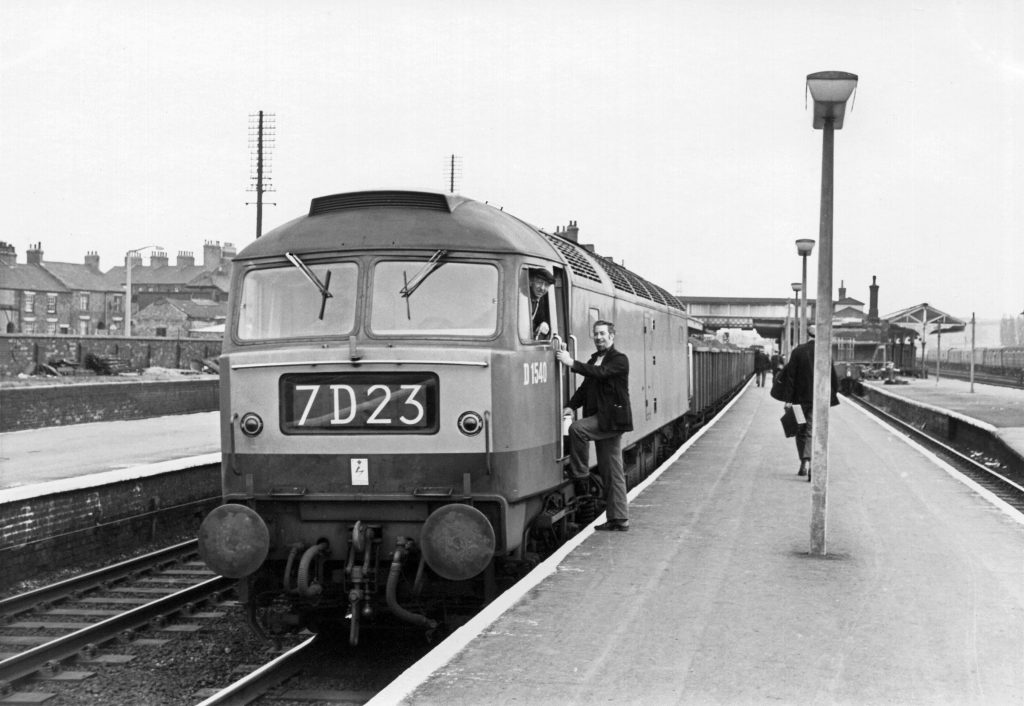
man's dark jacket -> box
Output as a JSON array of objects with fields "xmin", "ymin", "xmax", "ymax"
[
  {"xmin": 775, "ymin": 340, "xmax": 839, "ymax": 406},
  {"xmin": 567, "ymin": 346, "xmax": 633, "ymax": 432}
]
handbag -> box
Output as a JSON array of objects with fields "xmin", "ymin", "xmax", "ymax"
[{"xmin": 780, "ymin": 406, "xmax": 799, "ymax": 438}]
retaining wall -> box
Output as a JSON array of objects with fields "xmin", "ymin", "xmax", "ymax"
[
  {"xmin": 0, "ymin": 464, "xmax": 222, "ymax": 590},
  {"xmin": 0, "ymin": 334, "xmax": 222, "ymax": 377},
  {"xmin": 1, "ymin": 378, "xmax": 219, "ymax": 431},
  {"xmin": 854, "ymin": 382, "xmax": 1024, "ymax": 473}
]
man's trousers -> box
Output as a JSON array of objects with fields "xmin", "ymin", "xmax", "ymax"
[{"xmin": 568, "ymin": 414, "xmax": 628, "ymax": 523}]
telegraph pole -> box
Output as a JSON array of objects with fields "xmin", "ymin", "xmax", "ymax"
[
  {"xmin": 446, "ymin": 154, "xmax": 462, "ymax": 193},
  {"xmin": 247, "ymin": 111, "xmax": 276, "ymax": 238}
]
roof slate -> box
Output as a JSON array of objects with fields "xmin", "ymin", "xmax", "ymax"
[
  {"xmin": 0, "ymin": 263, "xmax": 69, "ymax": 291},
  {"xmin": 41, "ymin": 261, "xmax": 117, "ymax": 291}
]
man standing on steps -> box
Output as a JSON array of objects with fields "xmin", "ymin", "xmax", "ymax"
[{"xmin": 556, "ymin": 320, "xmax": 633, "ymax": 531}]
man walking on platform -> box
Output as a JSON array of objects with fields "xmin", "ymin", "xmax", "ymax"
[
  {"xmin": 776, "ymin": 326, "xmax": 839, "ymax": 480},
  {"xmin": 556, "ymin": 321, "xmax": 633, "ymax": 531},
  {"xmin": 754, "ymin": 349, "xmax": 771, "ymax": 387}
]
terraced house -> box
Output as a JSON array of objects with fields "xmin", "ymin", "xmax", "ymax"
[{"xmin": 0, "ymin": 240, "xmax": 234, "ymax": 336}]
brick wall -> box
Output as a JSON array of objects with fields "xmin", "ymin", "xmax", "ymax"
[
  {"xmin": 1, "ymin": 378, "xmax": 220, "ymax": 431},
  {"xmin": 0, "ymin": 334, "xmax": 222, "ymax": 377},
  {"xmin": 0, "ymin": 464, "xmax": 222, "ymax": 590}
]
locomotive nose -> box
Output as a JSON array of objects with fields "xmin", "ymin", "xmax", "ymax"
[{"xmin": 198, "ymin": 503, "xmax": 270, "ymax": 578}]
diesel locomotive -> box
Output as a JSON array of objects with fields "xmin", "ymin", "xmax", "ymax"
[{"xmin": 197, "ymin": 190, "xmax": 750, "ymax": 644}]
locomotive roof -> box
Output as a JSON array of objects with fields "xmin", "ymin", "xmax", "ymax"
[
  {"xmin": 235, "ymin": 190, "xmax": 687, "ymax": 312},
  {"xmin": 235, "ymin": 191, "xmax": 557, "ymax": 261}
]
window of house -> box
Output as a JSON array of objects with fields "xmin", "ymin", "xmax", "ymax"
[
  {"xmin": 47, "ymin": 321, "xmax": 57, "ymax": 334},
  {"xmin": 155, "ymin": 327, "xmax": 167, "ymax": 337},
  {"xmin": 46, "ymin": 293, "xmax": 57, "ymax": 314},
  {"xmin": 79, "ymin": 293, "xmax": 89, "ymax": 310},
  {"xmin": 23, "ymin": 291, "xmax": 34, "ymax": 313},
  {"xmin": 59, "ymin": 324, "xmax": 70, "ymax": 335}
]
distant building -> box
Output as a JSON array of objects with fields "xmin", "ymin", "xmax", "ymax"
[
  {"xmin": 833, "ymin": 280, "xmax": 866, "ymax": 324},
  {"xmin": 103, "ymin": 241, "xmax": 234, "ymax": 312},
  {"xmin": 0, "ymin": 242, "xmax": 122, "ymax": 334},
  {"xmin": 134, "ymin": 298, "xmax": 227, "ymax": 338},
  {"xmin": 0, "ymin": 240, "xmax": 236, "ymax": 336}
]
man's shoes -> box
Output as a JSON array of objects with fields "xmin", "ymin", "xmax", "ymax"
[
  {"xmin": 595, "ymin": 520, "xmax": 629, "ymax": 532},
  {"xmin": 797, "ymin": 461, "xmax": 809, "ymax": 476}
]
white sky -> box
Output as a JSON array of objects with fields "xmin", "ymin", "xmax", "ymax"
[{"xmin": 2, "ymin": 0, "xmax": 1021, "ymax": 319}]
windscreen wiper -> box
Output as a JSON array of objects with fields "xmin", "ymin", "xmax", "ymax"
[
  {"xmin": 399, "ymin": 249, "xmax": 448, "ymax": 300},
  {"xmin": 285, "ymin": 252, "xmax": 333, "ymax": 320}
]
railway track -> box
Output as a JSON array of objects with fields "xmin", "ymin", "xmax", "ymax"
[
  {"xmin": 0, "ymin": 541, "xmax": 233, "ymax": 697},
  {"xmin": 924, "ymin": 367, "xmax": 1024, "ymax": 389},
  {"xmin": 847, "ymin": 393, "xmax": 1024, "ymax": 511}
]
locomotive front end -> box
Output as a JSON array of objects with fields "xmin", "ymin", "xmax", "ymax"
[{"xmin": 198, "ymin": 192, "xmax": 565, "ymax": 644}]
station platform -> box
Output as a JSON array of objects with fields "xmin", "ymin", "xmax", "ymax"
[
  {"xmin": 0, "ymin": 412, "xmax": 220, "ymax": 500},
  {"xmin": 859, "ymin": 376, "xmax": 1024, "ymax": 462},
  {"xmin": 374, "ymin": 380, "xmax": 1024, "ymax": 705}
]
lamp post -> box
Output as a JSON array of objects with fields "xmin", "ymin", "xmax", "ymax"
[
  {"xmin": 791, "ymin": 282, "xmax": 802, "ymax": 352},
  {"xmin": 806, "ymin": 70, "xmax": 858, "ymax": 557},
  {"xmin": 125, "ymin": 245, "xmax": 161, "ymax": 338},
  {"xmin": 796, "ymin": 239, "xmax": 815, "ymax": 344},
  {"xmin": 969, "ymin": 312, "xmax": 976, "ymax": 393}
]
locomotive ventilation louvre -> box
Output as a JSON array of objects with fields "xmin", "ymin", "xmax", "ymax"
[
  {"xmin": 593, "ymin": 253, "xmax": 686, "ymax": 312},
  {"xmin": 542, "ymin": 231, "xmax": 684, "ymax": 311},
  {"xmin": 309, "ymin": 191, "xmax": 452, "ymax": 216},
  {"xmin": 541, "ymin": 232, "xmax": 603, "ymax": 284}
]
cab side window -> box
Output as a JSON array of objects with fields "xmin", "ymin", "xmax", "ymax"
[{"xmin": 519, "ymin": 266, "xmax": 555, "ymax": 343}]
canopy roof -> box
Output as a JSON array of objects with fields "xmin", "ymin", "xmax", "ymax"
[{"xmin": 882, "ymin": 303, "xmax": 966, "ymax": 334}]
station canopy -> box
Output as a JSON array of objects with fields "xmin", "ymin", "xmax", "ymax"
[{"xmin": 882, "ymin": 303, "xmax": 966, "ymax": 335}]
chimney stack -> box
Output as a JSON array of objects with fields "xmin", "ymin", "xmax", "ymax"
[
  {"xmin": 177, "ymin": 251, "xmax": 195, "ymax": 267},
  {"xmin": 838, "ymin": 280, "xmax": 846, "ymax": 300},
  {"xmin": 221, "ymin": 241, "xmax": 237, "ymax": 263},
  {"xmin": 26, "ymin": 242, "xmax": 43, "ymax": 265},
  {"xmin": 150, "ymin": 250, "xmax": 169, "ymax": 268},
  {"xmin": 0, "ymin": 241, "xmax": 16, "ymax": 266},
  {"xmin": 84, "ymin": 250, "xmax": 100, "ymax": 269},
  {"xmin": 565, "ymin": 220, "xmax": 579, "ymax": 243},
  {"xmin": 868, "ymin": 275, "xmax": 879, "ymax": 321},
  {"xmin": 203, "ymin": 240, "xmax": 222, "ymax": 268}
]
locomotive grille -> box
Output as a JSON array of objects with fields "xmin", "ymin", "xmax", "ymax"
[
  {"xmin": 595, "ymin": 256, "xmax": 686, "ymax": 312},
  {"xmin": 309, "ymin": 191, "xmax": 452, "ymax": 216},
  {"xmin": 541, "ymin": 232, "xmax": 603, "ymax": 283},
  {"xmin": 595, "ymin": 256, "xmax": 637, "ymax": 295}
]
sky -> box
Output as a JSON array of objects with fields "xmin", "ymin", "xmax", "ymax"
[{"xmin": 2, "ymin": 0, "xmax": 1021, "ymax": 320}]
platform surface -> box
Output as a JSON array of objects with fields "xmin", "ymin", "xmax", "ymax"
[
  {"xmin": 0, "ymin": 412, "xmax": 220, "ymax": 492},
  {"xmin": 379, "ymin": 382, "xmax": 1024, "ymax": 705}
]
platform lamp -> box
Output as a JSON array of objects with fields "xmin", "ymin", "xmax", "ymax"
[
  {"xmin": 791, "ymin": 282, "xmax": 803, "ymax": 351},
  {"xmin": 806, "ymin": 70, "xmax": 858, "ymax": 557},
  {"xmin": 795, "ymin": 239, "xmax": 815, "ymax": 344},
  {"xmin": 125, "ymin": 245, "xmax": 161, "ymax": 338}
]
